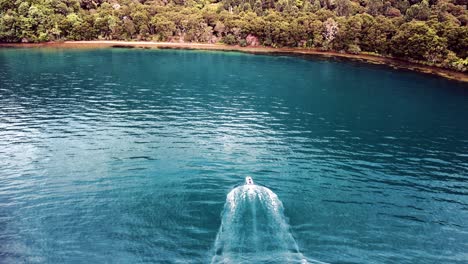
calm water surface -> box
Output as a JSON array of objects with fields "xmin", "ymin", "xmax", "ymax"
[{"xmin": 0, "ymin": 49, "xmax": 467, "ymax": 263}]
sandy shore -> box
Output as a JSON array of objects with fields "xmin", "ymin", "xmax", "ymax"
[{"xmin": 1, "ymin": 40, "xmax": 467, "ymax": 83}]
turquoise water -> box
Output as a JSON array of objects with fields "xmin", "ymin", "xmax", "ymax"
[{"xmin": 0, "ymin": 48, "xmax": 467, "ymax": 263}]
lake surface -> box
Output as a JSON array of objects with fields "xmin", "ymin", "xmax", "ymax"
[{"xmin": 0, "ymin": 48, "xmax": 467, "ymax": 263}]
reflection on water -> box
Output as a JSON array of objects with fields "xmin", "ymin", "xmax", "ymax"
[{"xmin": 0, "ymin": 48, "xmax": 467, "ymax": 263}]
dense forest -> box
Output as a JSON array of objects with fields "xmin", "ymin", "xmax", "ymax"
[{"xmin": 0, "ymin": 0, "xmax": 467, "ymax": 71}]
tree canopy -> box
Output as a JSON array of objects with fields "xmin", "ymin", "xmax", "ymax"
[{"xmin": 1, "ymin": 0, "xmax": 466, "ymax": 71}]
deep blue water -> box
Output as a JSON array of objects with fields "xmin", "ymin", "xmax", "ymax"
[{"xmin": 0, "ymin": 48, "xmax": 467, "ymax": 263}]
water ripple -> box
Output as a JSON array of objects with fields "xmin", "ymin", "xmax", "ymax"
[{"xmin": 0, "ymin": 48, "xmax": 467, "ymax": 263}]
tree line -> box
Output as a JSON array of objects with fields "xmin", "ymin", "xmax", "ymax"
[{"xmin": 0, "ymin": 0, "xmax": 467, "ymax": 72}]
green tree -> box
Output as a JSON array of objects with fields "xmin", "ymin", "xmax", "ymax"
[
  {"xmin": 392, "ymin": 21, "xmax": 447, "ymax": 62},
  {"xmin": 151, "ymin": 16, "xmax": 176, "ymax": 41},
  {"xmin": 405, "ymin": 0, "xmax": 431, "ymax": 21}
]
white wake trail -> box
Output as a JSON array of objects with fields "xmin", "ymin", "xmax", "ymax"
[{"xmin": 211, "ymin": 184, "xmax": 314, "ymax": 264}]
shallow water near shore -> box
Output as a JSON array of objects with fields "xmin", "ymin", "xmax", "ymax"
[{"xmin": 0, "ymin": 48, "xmax": 467, "ymax": 263}]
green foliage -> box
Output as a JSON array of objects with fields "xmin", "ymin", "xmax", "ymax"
[
  {"xmin": 222, "ymin": 34, "xmax": 238, "ymax": 44},
  {"xmin": 347, "ymin": 43, "xmax": 361, "ymax": 54},
  {"xmin": 239, "ymin": 38, "xmax": 247, "ymax": 46},
  {"xmin": 405, "ymin": 0, "xmax": 430, "ymax": 21},
  {"xmin": 0, "ymin": 0, "xmax": 466, "ymax": 71},
  {"xmin": 391, "ymin": 21, "xmax": 447, "ymax": 63}
]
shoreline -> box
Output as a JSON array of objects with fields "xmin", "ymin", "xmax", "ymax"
[{"xmin": 1, "ymin": 41, "xmax": 467, "ymax": 83}]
